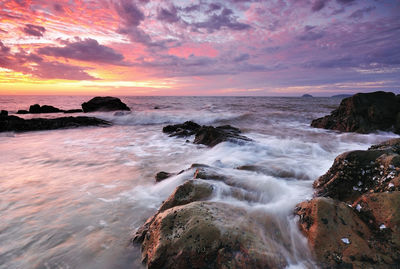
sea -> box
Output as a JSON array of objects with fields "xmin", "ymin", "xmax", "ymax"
[{"xmin": 0, "ymin": 96, "xmax": 398, "ymax": 269}]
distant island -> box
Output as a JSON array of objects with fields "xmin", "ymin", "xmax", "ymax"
[{"xmin": 301, "ymin": 94, "xmax": 313, "ymax": 98}]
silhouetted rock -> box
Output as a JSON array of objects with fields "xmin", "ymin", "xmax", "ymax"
[
  {"xmin": 194, "ymin": 125, "xmax": 251, "ymax": 147},
  {"xmin": 163, "ymin": 121, "xmax": 201, "ymax": 137},
  {"xmin": 81, "ymin": 96, "xmax": 130, "ymax": 112},
  {"xmin": 295, "ymin": 138, "xmax": 400, "ymax": 268},
  {"xmin": 331, "ymin": 94, "xmax": 352, "ymax": 99},
  {"xmin": 0, "ymin": 110, "xmax": 8, "ymax": 117},
  {"xmin": 311, "ymin": 91, "xmax": 400, "ymax": 134},
  {"xmin": 155, "ymin": 171, "xmax": 174, "ymax": 182},
  {"xmin": 163, "ymin": 121, "xmax": 251, "ymax": 147},
  {"xmin": 64, "ymin": 109, "xmax": 83, "ymax": 113},
  {"xmin": 0, "ymin": 115, "xmax": 110, "ymax": 132},
  {"xmin": 29, "ymin": 104, "xmax": 63, "ymax": 113},
  {"xmin": 302, "ymin": 94, "xmax": 313, "ymax": 98},
  {"xmin": 17, "ymin": 110, "xmax": 29, "ymax": 114}
]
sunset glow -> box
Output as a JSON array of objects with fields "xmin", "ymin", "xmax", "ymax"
[{"xmin": 1, "ymin": 0, "xmax": 399, "ymax": 95}]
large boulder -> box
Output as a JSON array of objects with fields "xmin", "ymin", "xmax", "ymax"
[
  {"xmin": 29, "ymin": 104, "xmax": 63, "ymax": 113},
  {"xmin": 0, "ymin": 115, "xmax": 110, "ymax": 132},
  {"xmin": 295, "ymin": 196, "xmax": 400, "ymax": 268},
  {"xmin": 81, "ymin": 96, "xmax": 130, "ymax": 112},
  {"xmin": 311, "ymin": 91, "xmax": 400, "ymax": 134},
  {"xmin": 295, "ymin": 138, "xmax": 400, "ymax": 268},
  {"xmin": 313, "ymin": 138, "xmax": 400, "ymax": 202},
  {"xmin": 162, "ymin": 122, "xmax": 251, "ymax": 147}
]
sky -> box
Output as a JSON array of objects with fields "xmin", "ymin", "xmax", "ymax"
[{"xmin": 0, "ymin": 0, "xmax": 399, "ymax": 96}]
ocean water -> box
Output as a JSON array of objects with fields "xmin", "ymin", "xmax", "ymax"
[{"xmin": 0, "ymin": 96, "xmax": 398, "ymax": 269}]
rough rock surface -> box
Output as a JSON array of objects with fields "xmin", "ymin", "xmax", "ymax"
[
  {"xmin": 81, "ymin": 96, "xmax": 130, "ymax": 112},
  {"xmin": 1, "ymin": 110, "xmax": 8, "ymax": 116},
  {"xmin": 133, "ymin": 167, "xmax": 296, "ymax": 269},
  {"xmin": 162, "ymin": 121, "xmax": 251, "ymax": 147},
  {"xmin": 29, "ymin": 104, "xmax": 63, "ymax": 113},
  {"xmin": 311, "ymin": 91, "xmax": 400, "ymax": 134},
  {"xmin": 155, "ymin": 171, "xmax": 175, "ymax": 182},
  {"xmin": 314, "ymin": 138, "xmax": 400, "ymax": 202},
  {"xmin": 0, "ymin": 115, "xmax": 110, "ymax": 132},
  {"xmin": 295, "ymin": 138, "xmax": 400, "ymax": 268}
]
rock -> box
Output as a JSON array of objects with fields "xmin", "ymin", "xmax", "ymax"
[
  {"xmin": 81, "ymin": 96, "xmax": 130, "ymax": 112},
  {"xmin": 1, "ymin": 110, "xmax": 8, "ymax": 117},
  {"xmin": 331, "ymin": 94, "xmax": 352, "ymax": 99},
  {"xmin": 64, "ymin": 109, "xmax": 83, "ymax": 113},
  {"xmin": 295, "ymin": 197, "xmax": 400, "ymax": 268},
  {"xmin": 155, "ymin": 171, "xmax": 174, "ymax": 182},
  {"xmin": 311, "ymin": 91, "xmax": 400, "ymax": 134},
  {"xmin": 313, "ymin": 138, "xmax": 400, "ymax": 202},
  {"xmin": 17, "ymin": 110, "xmax": 29, "ymax": 114},
  {"xmin": 194, "ymin": 125, "xmax": 251, "ymax": 147},
  {"xmin": 163, "ymin": 121, "xmax": 251, "ymax": 147},
  {"xmin": 0, "ymin": 115, "xmax": 111, "ymax": 132},
  {"xmin": 302, "ymin": 94, "xmax": 313, "ymax": 98},
  {"xmin": 162, "ymin": 121, "xmax": 201, "ymax": 137},
  {"xmin": 29, "ymin": 104, "xmax": 63, "ymax": 113},
  {"xmin": 134, "ymin": 201, "xmax": 288, "ymax": 269}
]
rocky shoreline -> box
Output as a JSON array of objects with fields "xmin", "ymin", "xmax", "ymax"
[{"xmin": 0, "ymin": 96, "xmax": 129, "ymax": 133}]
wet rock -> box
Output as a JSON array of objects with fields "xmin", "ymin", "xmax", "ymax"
[
  {"xmin": 194, "ymin": 125, "xmax": 251, "ymax": 147},
  {"xmin": 134, "ymin": 201, "xmax": 288, "ymax": 269},
  {"xmin": 0, "ymin": 115, "xmax": 111, "ymax": 132},
  {"xmin": 81, "ymin": 96, "xmax": 130, "ymax": 112},
  {"xmin": 64, "ymin": 109, "xmax": 83, "ymax": 113},
  {"xmin": 162, "ymin": 121, "xmax": 201, "ymax": 137},
  {"xmin": 29, "ymin": 104, "xmax": 63, "ymax": 113},
  {"xmin": 314, "ymin": 138, "xmax": 400, "ymax": 202},
  {"xmin": 17, "ymin": 110, "xmax": 29, "ymax": 114},
  {"xmin": 295, "ymin": 138, "xmax": 400, "ymax": 267},
  {"xmin": 295, "ymin": 197, "xmax": 400, "ymax": 267},
  {"xmin": 0, "ymin": 110, "xmax": 8, "ymax": 117},
  {"xmin": 163, "ymin": 121, "xmax": 251, "ymax": 147},
  {"xmin": 155, "ymin": 171, "xmax": 174, "ymax": 182},
  {"xmin": 311, "ymin": 91, "xmax": 400, "ymax": 134}
]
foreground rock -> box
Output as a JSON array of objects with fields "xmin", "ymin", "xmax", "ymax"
[
  {"xmin": 163, "ymin": 121, "xmax": 251, "ymax": 147},
  {"xmin": 295, "ymin": 138, "xmax": 400, "ymax": 268},
  {"xmin": 311, "ymin": 91, "xmax": 400, "ymax": 134},
  {"xmin": 0, "ymin": 115, "xmax": 110, "ymax": 132},
  {"xmin": 81, "ymin": 96, "xmax": 130, "ymax": 112},
  {"xmin": 133, "ymin": 177, "xmax": 289, "ymax": 269}
]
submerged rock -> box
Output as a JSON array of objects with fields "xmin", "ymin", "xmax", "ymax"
[
  {"xmin": 311, "ymin": 91, "xmax": 400, "ymax": 134},
  {"xmin": 295, "ymin": 138, "xmax": 400, "ymax": 268},
  {"xmin": 155, "ymin": 171, "xmax": 174, "ymax": 182},
  {"xmin": 29, "ymin": 104, "xmax": 63, "ymax": 113},
  {"xmin": 162, "ymin": 121, "xmax": 251, "ymax": 147},
  {"xmin": 81, "ymin": 96, "xmax": 130, "ymax": 112},
  {"xmin": 0, "ymin": 115, "xmax": 110, "ymax": 132}
]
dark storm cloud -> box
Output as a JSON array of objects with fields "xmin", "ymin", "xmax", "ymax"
[
  {"xmin": 38, "ymin": 38, "xmax": 128, "ymax": 65},
  {"xmin": 22, "ymin": 24, "xmax": 46, "ymax": 37},
  {"xmin": 191, "ymin": 8, "xmax": 251, "ymax": 32},
  {"xmin": 157, "ymin": 6, "xmax": 180, "ymax": 23}
]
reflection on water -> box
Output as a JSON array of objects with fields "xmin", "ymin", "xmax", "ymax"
[{"xmin": 0, "ymin": 96, "xmax": 398, "ymax": 268}]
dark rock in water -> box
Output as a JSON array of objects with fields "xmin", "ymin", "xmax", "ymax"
[
  {"xmin": 0, "ymin": 115, "xmax": 110, "ymax": 132},
  {"xmin": 162, "ymin": 121, "xmax": 201, "ymax": 137},
  {"xmin": 155, "ymin": 171, "xmax": 174, "ymax": 182},
  {"xmin": 295, "ymin": 138, "xmax": 400, "ymax": 268},
  {"xmin": 163, "ymin": 121, "xmax": 251, "ymax": 147},
  {"xmin": 302, "ymin": 94, "xmax": 313, "ymax": 98},
  {"xmin": 311, "ymin": 91, "xmax": 400, "ymax": 134},
  {"xmin": 81, "ymin": 96, "xmax": 130, "ymax": 112},
  {"xmin": 313, "ymin": 138, "xmax": 400, "ymax": 202},
  {"xmin": 154, "ymin": 106, "xmax": 160, "ymax": 109},
  {"xmin": 17, "ymin": 110, "xmax": 29, "ymax": 114},
  {"xmin": 29, "ymin": 104, "xmax": 63, "ymax": 114},
  {"xmin": 1, "ymin": 110, "xmax": 8, "ymax": 117},
  {"xmin": 194, "ymin": 125, "xmax": 251, "ymax": 147},
  {"xmin": 64, "ymin": 109, "xmax": 83, "ymax": 113}
]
